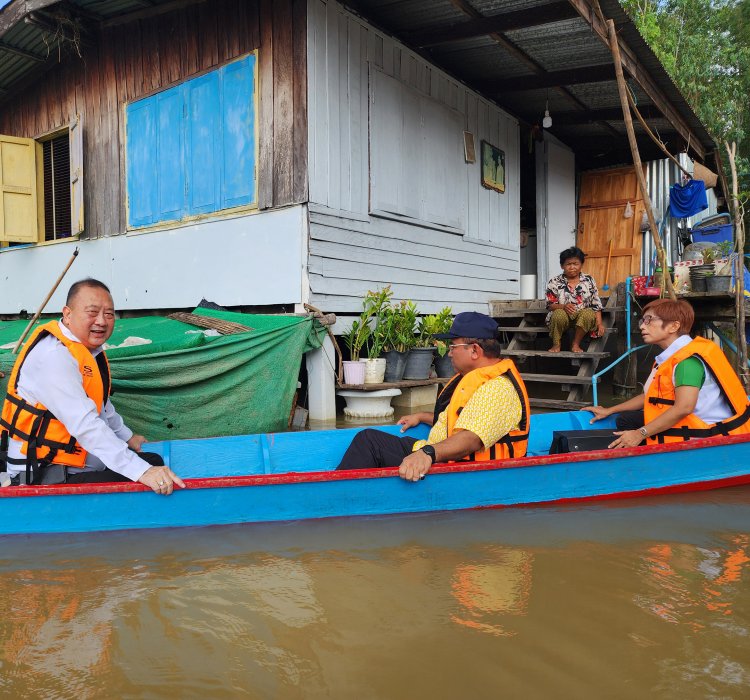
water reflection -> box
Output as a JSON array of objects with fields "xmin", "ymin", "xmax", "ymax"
[{"xmin": 0, "ymin": 488, "xmax": 749, "ymax": 698}]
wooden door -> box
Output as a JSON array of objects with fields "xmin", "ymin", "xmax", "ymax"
[{"xmin": 577, "ymin": 166, "xmax": 645, "ymax": 292}]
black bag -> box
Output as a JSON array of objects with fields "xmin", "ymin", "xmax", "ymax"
[{"xmin": 549, "ymin": 429, "xmax": 617, "ymax": 454}]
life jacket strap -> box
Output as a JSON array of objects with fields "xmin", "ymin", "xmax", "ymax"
[
  {"xmin": 658, "ymin": 403, "xmax": 750, "ymax": 440},
  {"xmin": 648, "ymin": 397, "xmax": 675, "ymax": 406}
]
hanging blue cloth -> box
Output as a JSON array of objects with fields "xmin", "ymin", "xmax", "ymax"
[{"xmin": 669, "ymin": 179, "xmax": 708, "ymax": 217}]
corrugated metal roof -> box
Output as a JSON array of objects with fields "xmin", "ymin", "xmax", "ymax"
[{"xmin": 344, "ymin": 0, "xmax": 715, "ymax": 166}]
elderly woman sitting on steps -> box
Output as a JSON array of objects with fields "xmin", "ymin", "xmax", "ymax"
[{"xmin": 545, "ymin": 246, "xmax": 605, "ymax": 353}]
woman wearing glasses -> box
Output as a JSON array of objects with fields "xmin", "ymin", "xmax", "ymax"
[{"xmin": 588, "ymin": 298, "xmax": 750, "ymax": 448}]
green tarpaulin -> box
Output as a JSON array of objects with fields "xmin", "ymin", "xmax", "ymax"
[{"xmin": 0, "ymin": 309, "xmax": 325, "ymax": 440}]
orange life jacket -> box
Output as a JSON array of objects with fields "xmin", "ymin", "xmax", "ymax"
[
  {"xmin": 644, "ymin": 336, "xmax": 750, "ymax": 444},
  {"xmin": 0, "ymin": 321, "xmax": 111, "ymax": 479},
  {"xmin": 434, "ymin": 359, "xmax": 530, "ymax": 460}
]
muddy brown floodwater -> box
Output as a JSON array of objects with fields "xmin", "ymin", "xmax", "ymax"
[{"xmin": 1, "ymin": 486, "xmax": 749, "ymax": 699}]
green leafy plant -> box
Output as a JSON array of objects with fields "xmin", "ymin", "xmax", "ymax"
[
  {"xmin": 364, "ymin": 286, "xmax": 394, "ymax": 359},
  {"xmin": 415, "ymin": 306, "xmax": 453, "ymax": 349},
  {"xmin": 430, "ymin": 307, "xmax": 454, "ymax": 356},
  {"xmin": 342, "ymin": 318, "xmax": 370, "ymax": 362},
  {"xmin": 701, "ymin": 246, "xmax": 716, "ymax": 264},
  {"xmin": 714, "ymin": 240, "xmax": 734, "ymax": 259},
  {"xmin": 382, "ymin": 300, "xmax": 417, "ymax": 353}
]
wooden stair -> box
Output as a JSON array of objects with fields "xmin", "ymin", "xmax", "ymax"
[{"xmin": 489, "ymin": 296, "xmax": 619, "ymax": 411}]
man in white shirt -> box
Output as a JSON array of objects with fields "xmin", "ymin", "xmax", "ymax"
[{"xmin": 1, "ymin": 279, "xmax": 184, "ymax": 495}]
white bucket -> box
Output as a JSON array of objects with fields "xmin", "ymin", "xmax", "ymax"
[{"xmin": 520, "ymin": 274, "xmax": 537, "ymax": 300}]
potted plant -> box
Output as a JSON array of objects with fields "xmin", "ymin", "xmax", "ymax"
[
  {"xmin": 363, "ymin": 287, "xmax": 392, "ymax": 383},
  {"xmin": 376, "ymin": 300, "xmax": 415, "ymax": 382},
  {"xmin": 403, "ymin": 312, "xmax": 441, "ymax": 380},
  {"xmin": 342, "ymin": 318, "xmax": 370, "ymax": 384},
  {"xmin": 430, "ymin": 306, "xmax": 455, "ymax": 377},
  {"xmin": 705, "ymin": 270, "xmax": 732, "ymax": 293}
]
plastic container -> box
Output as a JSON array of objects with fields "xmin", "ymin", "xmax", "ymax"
[{"xmin": 691, "ymin": 223, "xmax": 733, "ymax": 245}]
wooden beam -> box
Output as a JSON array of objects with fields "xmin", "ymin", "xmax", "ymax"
[
  {"xmin": 0, "ymin": 40, "xmax": 46, "ymax": 61},
  {"xmin": 567, "ymin": 0, "xmax": 705, "ymax": 159},
  {"xmin": 608, "ymin": 18, "xmax": 676, "ymax": 300},
  {"xmin": 479, "ymin": 65, "xmax": 615, "ymax": 93},
  {"xmin": 408, "ymin": 2, "xmax": 578, "ymax": 46},
  {"xmin": 552, "ymin": 105, "xmax": 662, "ymax": 124}
]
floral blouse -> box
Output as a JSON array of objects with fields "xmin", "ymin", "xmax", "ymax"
[{"xmin": 545, "ymin": 272, "xmax": 602, "ymax": 323}]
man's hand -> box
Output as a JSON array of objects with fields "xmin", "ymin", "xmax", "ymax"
[
  {"xmin": 127, "ymin": 434, "xmax": 147, "ymax": 451},
  {"xmin": 587, "ymin": 406, "xmax": 610, "ymax": 423},
  {"xmin": 608, "ymin": 429, "xmax": 645, "ymax": 449},
  {"xmin": 397, "ymin": 412, "xmax": 431, "ymax": 432},
  {"xmin": 139, "ymin": 465, "xmax": 186, "ymax": 495},
  {"xmin": 398, "ymin": 448, "xmax": 433, "ymax": 482},
  {"xmin": 595, "ymin": 322, "xmax": 606, "ymax": 338},
  {"xmin": 563, "ymin": 303, "xmax": 577, "ymax": 315}
]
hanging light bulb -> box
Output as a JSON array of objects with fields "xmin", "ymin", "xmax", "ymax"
[{"xmin": 542, "ymin": 98, "xmax": 552, "ymax": 129}]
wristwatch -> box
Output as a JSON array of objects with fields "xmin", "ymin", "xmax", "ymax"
[
  {"xmin": 638, "ymin": 427, "xmax": 648, "ymax": 438},
  {"xmin": 421, "ymin": 445, "xmax": 437, "ymax": 464}
]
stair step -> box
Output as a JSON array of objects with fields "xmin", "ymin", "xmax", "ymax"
[
  {"xmin": 503, "ymin": 349, "xmax": 609, "ymax": 359},
  {"xmin": 493, "ymin": 307, "xmax": 622, "ymax": 317},
  {"xmin": 530, "ymin": 398, "xmax": 593, "ymax": 411},
  {"xmin": 520, "ymin": 373, "xmax": 598, "ymax": 385},
  {"xmin": 497, "ymin": 326, "xmax": 616, "ymax": 334}
]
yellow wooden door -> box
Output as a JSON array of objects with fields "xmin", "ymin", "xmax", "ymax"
[
  {"xmin": 577, "ymin": 166, "xmax": 644, "ymax": 292},
  {"xmin": 0, "ymin": 134, "xmax": 43, "ymax": 243}
]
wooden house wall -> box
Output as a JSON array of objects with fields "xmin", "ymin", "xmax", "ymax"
[
  {"xmin": 0, "ymin": 0, "xmax": 307, "ymax": 239},
  {"xmin": 306, "ymin": 0, "xmax": 521, "ymax": 314}
]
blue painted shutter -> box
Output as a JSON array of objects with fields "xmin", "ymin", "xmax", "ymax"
[
  {"xmin": 156, "ymin": 87, "xmax": 185, "ymax": 222},
  {"xmin": 126, "ymin": 98, "xmax": 158, "ymax": 227},
  {"xmin": 221, "ymin": 54, "xmax": 256, "ymax": 209},
  {"xmin": 186, "ymin": 72, "xmax": 222, "ymax": 215}
]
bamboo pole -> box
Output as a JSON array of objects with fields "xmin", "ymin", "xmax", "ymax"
[
  {"xmin": 607, "ymin": 19, "xmax": 676, "ymax": 300},
  {"xmin": 725, "ymin": 141, "xmax": 749, "ymax": 389},
  {"xmin": 11, "ymin": 247, "xmax": 79, "ymax": 355}
]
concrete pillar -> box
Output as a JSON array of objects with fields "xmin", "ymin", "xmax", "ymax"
[{"xmin": 306, "ymin": 334, "xmax": 337, "ymax": 423}]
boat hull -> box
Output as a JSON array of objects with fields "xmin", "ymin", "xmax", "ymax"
[{"xmin": 2, "ymin": 432, "xmax": 750, "ymax": 535}]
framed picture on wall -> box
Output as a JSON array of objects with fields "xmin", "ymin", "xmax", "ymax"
[{"xmin": 481, "ymin": 141, "xmax": 505, "ymax": 193}]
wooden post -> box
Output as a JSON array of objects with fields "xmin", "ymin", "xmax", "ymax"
[
  {"xmin": 11, "ymin": 248, "xmax": 79, "ymax": 355},
  {"xmin": 725, "ymin": 141, "xmax": 749, "ymax": 389},
  {"xmin": 607, "ymin": 19, "xmax": 676, "ymax": 300}
]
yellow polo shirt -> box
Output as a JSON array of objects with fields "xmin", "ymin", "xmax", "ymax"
[{"xmin": 412, "ymin": 375, "xmax": 522, "ymax": 451}]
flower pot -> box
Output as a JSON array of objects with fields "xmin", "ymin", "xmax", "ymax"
[
  {"xmin": 383, "ymin": 350, "xmax": 408, "ymax": 382},
  {"xmin": 403, "ymin": 347, "xmax": 435, "ymax": 380},
  {"xmin": 434, "ymin": 353, "xmax": 455, "ymax": 378},
  {"xmin": 690, "ymin": 276, "xmax": 707, "ymax": 293},
  {"xmin": 364, "ymin": 357, "xmax": 387, "ymax": 384},
  {"xmin": 342, "ymin": 360, "xmax": 366, "ymax": 385},
  {"xmin": 706, "ymin": 275, "xmax": 731, "ymax": 293}
]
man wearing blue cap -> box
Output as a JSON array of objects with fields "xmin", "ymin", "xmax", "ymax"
[{"xmin": 336, "ymin": 311, "xmax": 530, "ymax": 480}]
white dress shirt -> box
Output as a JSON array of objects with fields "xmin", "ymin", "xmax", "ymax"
[
  {"xmin": 644, "ymin": 335, "xmax": 732, "ymax": 425},
  {"xmin": 7, "ymin": 320, "xmax": 151, "ymax": 481}
]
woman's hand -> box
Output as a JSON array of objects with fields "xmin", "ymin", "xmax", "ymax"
[
  {"xmin": 608, "ymin": 430, "xmax": 645, "ymax": 449},
  {"xmin": 595, "ymin": 322, "xmax": 606, "ymax": 338},
  {"xmin": 587, "ymin": 406, "xmax": 610, "ymax": 423}
]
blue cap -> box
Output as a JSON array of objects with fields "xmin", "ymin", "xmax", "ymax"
[{"xmin": 434, "ymin": 312, "xmax": 498, "ymax": 340}]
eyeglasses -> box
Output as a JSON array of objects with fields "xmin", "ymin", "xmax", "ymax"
[
  {"xmin": 638, "ymin": 315, "xmax": 662, "ymax": 327},
  {"xmin": 448, "ymin": 343, "xmax": 475, "ymax": 352}
]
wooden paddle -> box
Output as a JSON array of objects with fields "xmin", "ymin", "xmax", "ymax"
[{"xmin": 602, "ymin": 239, "xmax": 614, "ymax": 292}]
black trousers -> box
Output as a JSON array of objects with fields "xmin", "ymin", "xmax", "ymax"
[
  {"xmin": 615, "ymin": 410, "xmax": 645, "ymax": 431},
  {"xmin": 65, "ymin": 451, "xmax": 165, "ymax": 484},
  {"xmin": 336, "ymin": 429, "xmax": 418, "ymax": 470}
]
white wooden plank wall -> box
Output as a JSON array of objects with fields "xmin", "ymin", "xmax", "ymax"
[{"xmin": 307, "ymin": 0, "xmax": 521, "ymax": 313}]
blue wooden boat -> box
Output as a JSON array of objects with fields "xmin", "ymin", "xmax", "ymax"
[{"xmin": 2, "ymin": 411, "xmax": 750, "ymax": 536}]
